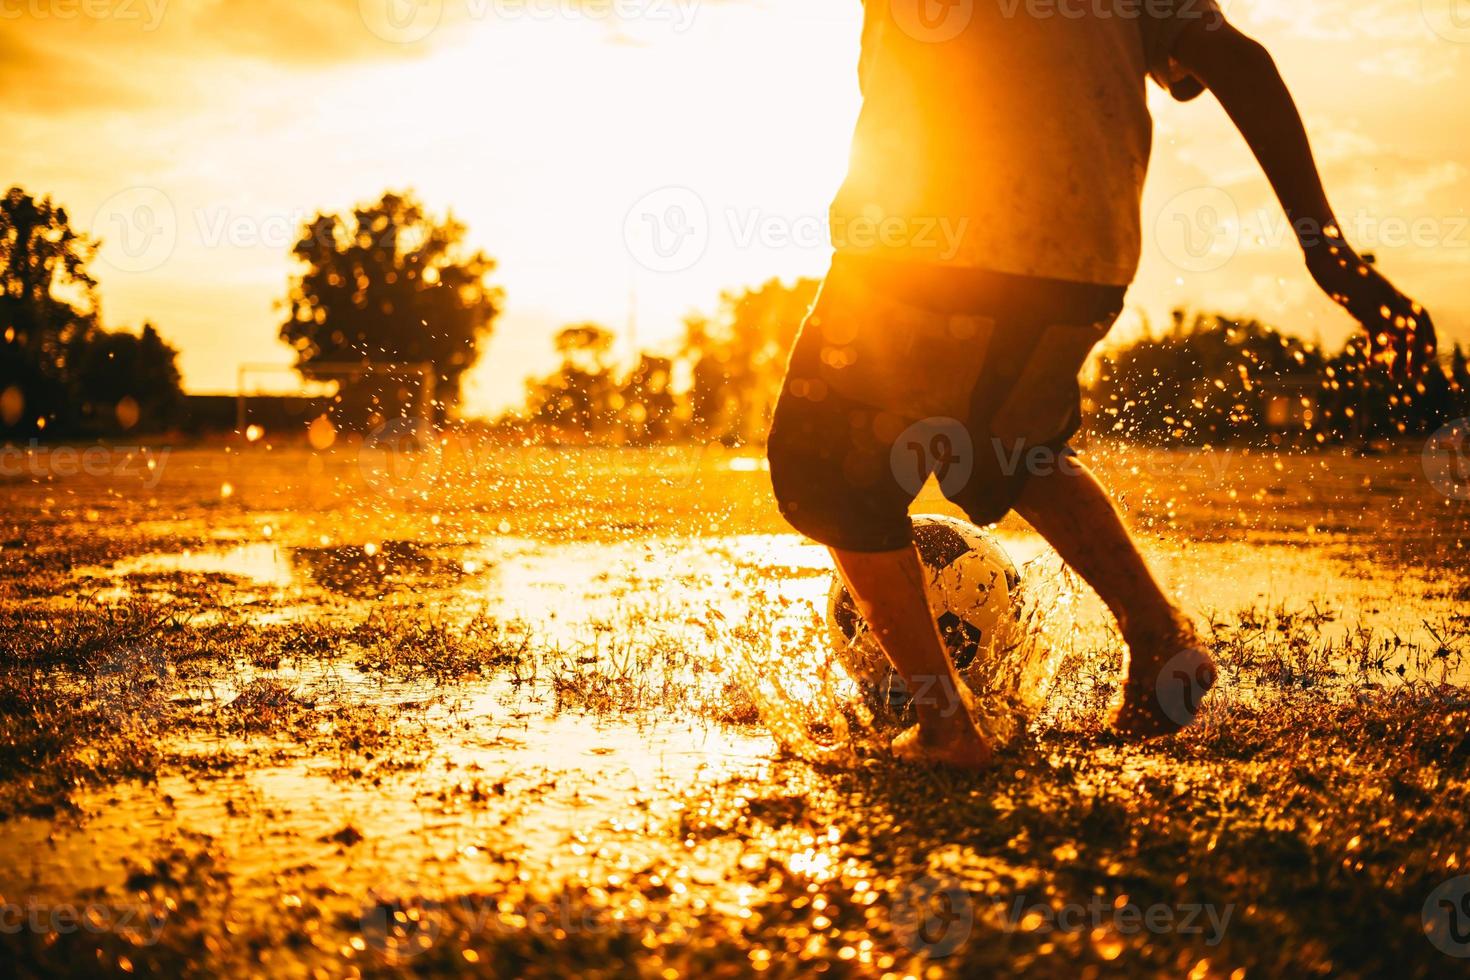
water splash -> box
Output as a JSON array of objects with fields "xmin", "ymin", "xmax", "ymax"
[
  {"xmin": 960, "ymin": 552, "xmax": 1080, "ymax": 745},
  {"xmin": 721, "ymin": 551, "xmax": 1083, "ymax": 764}
]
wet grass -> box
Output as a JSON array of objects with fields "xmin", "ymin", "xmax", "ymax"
[
  {"xmin": 347, "ymin": 609, "xmax": 530, "ymax": 682},
  {"xmin": 1, "ymin": 445, "xmax": 1468, "ymax": 977}
]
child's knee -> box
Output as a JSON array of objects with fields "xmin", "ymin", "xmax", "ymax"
[
  {"xmin": 949, "ymin": 484, "xmax": 1016, "ymax": 528},
  {"xmin": 946, "ymin": 444, "xmax": 1079, "ymax": 527}
]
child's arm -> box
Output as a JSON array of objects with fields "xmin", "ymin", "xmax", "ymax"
[{"xmin": 1172, "ymin": 20, "xmax": 1437, "ymax": 378}]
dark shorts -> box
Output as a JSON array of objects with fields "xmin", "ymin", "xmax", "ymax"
[{"xmin": 767, "ymin": 254, "xmax": 1125, "ymax": 552}]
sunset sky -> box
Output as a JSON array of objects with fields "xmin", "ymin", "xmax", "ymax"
[{"xmin": 4, "ymin": 0, "xmax": 1468, "ymax": 417}]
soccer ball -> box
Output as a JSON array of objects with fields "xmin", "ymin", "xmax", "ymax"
[{"xmin": 827, "ymin": 515, "xmax": 1021, "ymax": 706}]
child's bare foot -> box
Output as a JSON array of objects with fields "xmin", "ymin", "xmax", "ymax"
[
  {"xmin": 1109, "ymin": 613, "xmax": 1217, "ymax": 740},
  {"xmin": 890, "ymin": 685, "xmax": 995, "ymax": 770}
]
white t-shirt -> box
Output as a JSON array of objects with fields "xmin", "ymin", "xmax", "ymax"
[{"xmin": 831, "ymin": 0, "xmax": 1222, "ymax": 286}]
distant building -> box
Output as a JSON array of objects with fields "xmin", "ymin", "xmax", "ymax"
[{"xmin": 182, "ymin": 394, "xmax": 333, "ymax": 436}]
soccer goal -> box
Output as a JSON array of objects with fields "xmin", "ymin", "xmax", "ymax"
[{"xmin": 235, "ymin": 362, "xmax": 437, "ymax": 443}]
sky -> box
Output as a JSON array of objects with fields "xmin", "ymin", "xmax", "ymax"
[{"xmin": 3, "ymin": 0, "xmax": 1468, "ymax": 417}]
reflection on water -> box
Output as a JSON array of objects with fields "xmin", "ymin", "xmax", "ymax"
[
  {"xmin": 87, "ymin": 521, "xmax": 1467, "ymax": 687},
  {"xmin": 22, "ymin": 441, "xmax": 1469, "ymax": 978},
  {"xmin": 74, "ymin": 515, "xmax": 1468, "ymax": 802},
  {"xmin": 0, "ymin": 671, "xmax": 773, "ymax": 910},
  {"xmin": 292, "ymin": 541, "xmax": 465, "ymax": 597},
  {"xmin": 108, "ymin": 541, "xmax": 296, "ymax": 587}
]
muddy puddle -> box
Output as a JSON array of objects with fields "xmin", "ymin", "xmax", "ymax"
[
  {"xmin": 5, "ymin": 446, "xmax": 1469, "ymax": 975},
  {"xmin": 20, "ymin": 516, "xmax": 1458, "ymax": 901},
  {"xmin": 76, "ymin": 522, "xmax": 1467, "ymax": 682}
]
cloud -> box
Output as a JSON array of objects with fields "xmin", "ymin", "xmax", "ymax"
[
  {"xmin": 1359, "ymin": 46, "xmax": 1455, "ymax": 85},
  {"xmin": 0, "ymin": 0, "xmax": 446, "ymax": 120}
]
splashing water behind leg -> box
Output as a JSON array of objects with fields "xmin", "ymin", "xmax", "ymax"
[{"xmin": 720, "ymin": 551, "xmax": 1083, "ymax": 764}]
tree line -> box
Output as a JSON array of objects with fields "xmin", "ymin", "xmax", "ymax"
[
  {"xmin": 516, "ymin": 286, "xmax": 1470, "ymax": 448},
  {"xmin": 1, "ymin": 187, "xmax": 183, "ymax": 436},
  {"xmin": 1090, "ymin": 309, "xmax": 1470, "ymax": 446},
  {"xmin": 519, "ymin": 276, "xmax": 820, "ymax": 445},
  {"xmin": 2, "ymin": 186, "xmax": 501, "ymax": 438},
  {"xmin": 5, "ymin": 182, "xmax": 1466, "ymax": 446}
]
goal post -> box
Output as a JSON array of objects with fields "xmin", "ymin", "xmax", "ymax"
[{"xmin": 235, "ymin": 361, "xmax": 437, "ymax": 443}]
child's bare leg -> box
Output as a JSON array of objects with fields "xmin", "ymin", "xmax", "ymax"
[
  {"xmin": 1011, "ymin": 457, "xmax": 1215, "ymax": 735},
  {"xmin": 830, "ymin": 545, "xmax": 994, "ymax": 769},
  {"xmin": 1013, "ymin": 458, "xmax": 1176, "ymax": 637}
]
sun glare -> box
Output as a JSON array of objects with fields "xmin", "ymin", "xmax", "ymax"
[{"xmin": 259, "ymin": 5, "xmax": 862, "ymax": 416}]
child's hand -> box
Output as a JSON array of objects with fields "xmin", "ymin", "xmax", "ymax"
[{"xmin": 1304, "ymin": 233, "xmax": 1437, "ymax": 380}]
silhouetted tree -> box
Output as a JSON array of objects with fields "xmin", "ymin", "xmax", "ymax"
[
  {"xmin": 525, "ymin": 324, "xmax": 620, "ymax": 436},
  {"xmin": 523, "ymin": 327, "xmax": 682, "ymax": 444},
  {"xmin": 681, "ymin": 276, "xmax": 819, "ymax": 444},
  {"xmin": 1089, "ymin": 308, "xmax": 1458, "ymax": 447},
  {"xmin": 280, "ymin": 191, "xmax": 502, "ymax": 420},
  {"xmin": 619, "ymin": 354, "xmax": 678, "ymax": 444},
  {"xmin": 70, "ymin": 323, "xmax": 183, "ymax": 433},
  {"xmin": 1, "ymin": 187, "xmax": 183, "ymax": 435},
  {"xmin": 1091, "ymin": 311, "xmax": 1324, "ymax": 444},
  {"xmin": 1449, "ymin": 344, "xmax": 1470, "ymax": 417},
  {"xmin": 1, "ymin": 187, "xmax": 98, "ymax": 433}
]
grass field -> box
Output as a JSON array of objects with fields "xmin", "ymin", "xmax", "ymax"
[{"xmin": 2, "ymin": 439, "xmax": 1469, "ymax": 978}]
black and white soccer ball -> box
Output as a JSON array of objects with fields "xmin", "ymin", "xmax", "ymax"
[{"xmin": 827, "ymin": 515, "xmax": 1021, "ymax": 706}]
